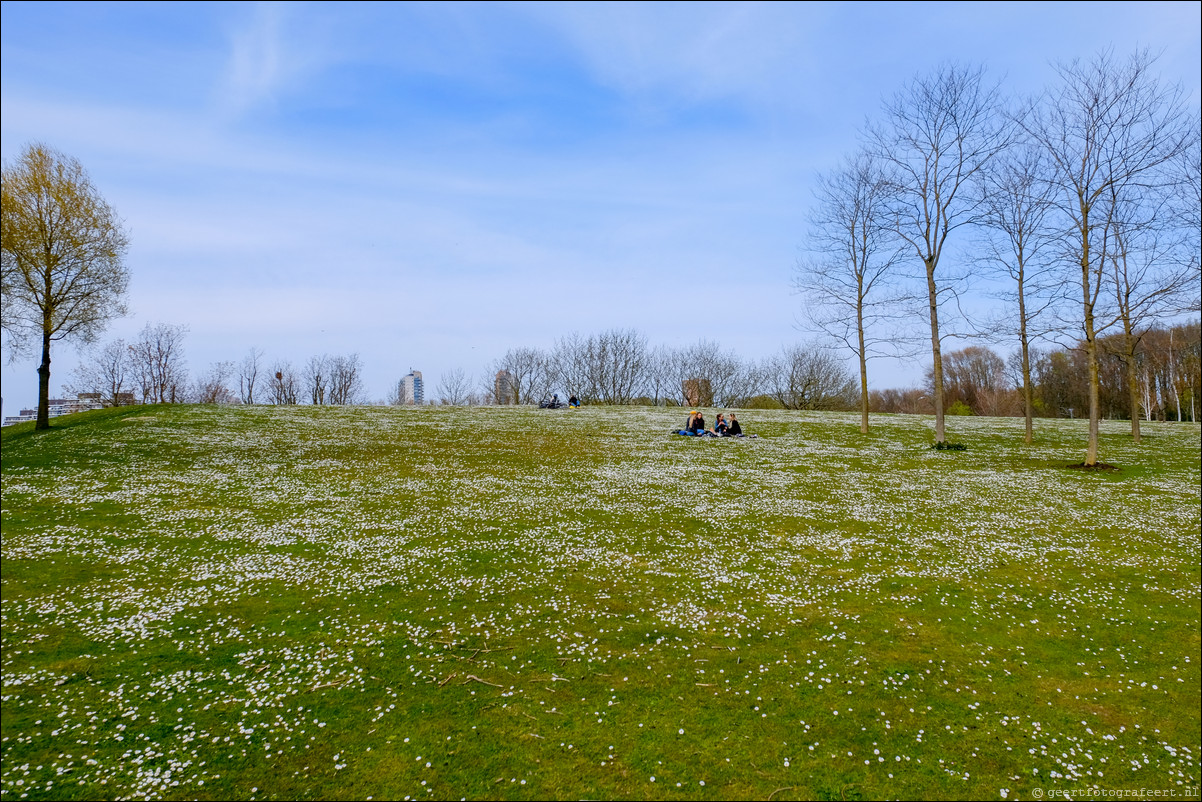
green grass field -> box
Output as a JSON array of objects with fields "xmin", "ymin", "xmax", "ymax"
[{"xmin": 1, "ymin": 404, "xmax": 1199, "ymax": 801}]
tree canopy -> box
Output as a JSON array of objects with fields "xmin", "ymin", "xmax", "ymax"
[{"xmin": 2, "ymin": 143, "xmax": 130, "ymax": 429}]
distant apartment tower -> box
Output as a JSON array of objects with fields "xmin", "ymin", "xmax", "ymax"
[
  {"xmin": 494, "ymin": 370, "xmax": 515, "ymax": 405},
  {"xmin": 682, "ymin": 377, "xmax": 713, "ymax": 408},
  {"xmin": 402, "ymin": 370, "xmax": 424, "ymax": 405}
]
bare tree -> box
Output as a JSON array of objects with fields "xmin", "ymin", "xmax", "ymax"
[
  {"xmin": 551, "ymin": 329, "xmax": 648, "ymax": 404},
  {"xmin": 1022, "ymin": 49, "xmax": 1195, "ymax": 464},
  {"xmin": 65, "ymin": 338, "xmax": 131, "ymax": 406},
  {"xmin": 436, "ymin": 367, "xmax": 472, "ymax": 405},
  {"xmin": 596, "ymin": 328, "xmax": 649, "ymax": 404},
  {"xmin": 268, "ymin": 360, "xmax": 299, "ymax": 405},
  {"xmin": 643, "ymin": 345, "xmax": 678, "ymax": 407},
  {"xmin": 797, "ymin": 149, "xmax": 907, "ymax": 432},
  {"xmin": 1172, "ymin": 120, "xmax": 1201, "ymax": 279},
  {"xmin": 129, "ymin": 322, "xmax": 188, "ymax": 404},
  {"xmin": 940, "ymin": 345, "xmax": 1013, "ymax": 417},
  {"xmin": 238, "ymin": 347, "xmax": 264, "ymax": 405},
  {"xmin": 762, "ymin": 343, "xmax": 857, "ymax": 410},
  {"xmin": 868, "ymin": 64, "xmax": 1010, "ymax": 444},
  {"xmin": 327, "ymin": 353, "xmax": 363, "ymax": 405},
  {"xmin": 1105, "ymin": 210, "xmax": 1198, "ymax": 441},
  {"xmin": 978, "ymin": 143, "xmax": 1062, "ymax": 442},
  {"xmin": 192, "ymin": 361, "xmax": 236, "ymax": 404},
  {"xmin": 551, "ymin": 332, "xmax": 590, "ymax": 401},
  {"xmin": 304, "ymin": 354, "xmax": 330, "ymax": 405},
  {"xmin": 671, "ymin": 340, "xmax": 754, "ymax": 408},
  {"xmin": 387, "ymin": 378, "xmax": 410, "ymax": 406},
  {"xmin": 2, "ymin": 143, "xmax": 131, "ymax": 429},
  {"xmin": 493, "ymin": 347, "xmax": 551, "ymax": 405}
]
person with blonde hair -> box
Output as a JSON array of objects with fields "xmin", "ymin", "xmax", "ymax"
[{"xmin": 677, "ymin": 410, "xmax": 707, "ymax": 436}]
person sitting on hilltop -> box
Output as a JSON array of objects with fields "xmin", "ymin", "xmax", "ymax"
[
  {"xmin": 726, "ymin": 413, "xmax": 741, "ymax": 436},
  {"xmin": 677, "ymin": 410, "xmax": 705, "ymax": 436},
  {"xmin": 713, "ymin": 413, "xmax": 729, "ymax": 436},
  {"xmin": 568, "ymin": 395, "xmax": 580, "ymax": 408},
  {"xmin": 724, "ymin": 413, "xmax": 754, "ymax": 437}
]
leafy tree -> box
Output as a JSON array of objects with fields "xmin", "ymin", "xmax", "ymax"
[{"xmin": 2, "ymin": 143, "xmax": 130, "ymax": 429}]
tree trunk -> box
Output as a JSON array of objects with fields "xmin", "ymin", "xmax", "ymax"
[
  {"xmin": 1078, "ymin": 197, "xmax": 1101, "ymax": 466},
  {"xmin": 857, "ymin": 286, "xmax": 869, "ymax": 434},
  {"xmin": 1017, "ymin": 273, "xmax": 1033, "ymax": 444},
  {"xmin": 1122, "ymin": 326, "xmax": 1141, "ymax": 443},
  {"xmin": 926, "ymin": 259, "xmax": 946, "ymax": 443},
  {"xmin": 1082, "ymin": 266, "xmax": 1100, "ymax": 466},
  {"xmin": 36, "ymin": 328, "xmax": 52, "ymax": 430}
]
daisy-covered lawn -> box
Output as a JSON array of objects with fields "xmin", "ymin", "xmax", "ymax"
[{"xmin": 2, "ymin": 404, "xmax": 1198, "ymax": 800}]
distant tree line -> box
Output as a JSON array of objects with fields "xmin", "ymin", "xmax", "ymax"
[
  {"xmin": 66, "ymin": 325, "xmax": 367, "ymax": 408},
  {"xmin": 64, "ymin": 318, "xmax": 1200, "ymax": 424},
  {"xmin": 483, "ymin": 329, "xmax": 857, "ymax": 411},
  {"xmin": 870, "ymin": 322, "xmax": 1201, "ymax": 423}
]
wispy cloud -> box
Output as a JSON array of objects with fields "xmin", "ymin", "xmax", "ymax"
[
  {"xmin": 219, "ymin": 2, "xmax": 289, "ymax": 117},
  {"xmin": 524, "ymin": 2, "xmax": 817, "ymax": 112}
]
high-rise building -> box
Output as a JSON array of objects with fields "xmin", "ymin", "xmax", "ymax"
[
  {"xmin": 495, "ymin": 370, "xmax": 514, "ymax": 405},
  {"xmin": 402, "ymin": 370, "xmax": 424, "ymax": 405},
  {"xmin": 682, "ymin": 377, "xmax": 713, "ymax": 408}
]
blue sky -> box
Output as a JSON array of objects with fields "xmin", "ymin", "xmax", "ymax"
[{"xmin": 2, "ymin": 1, "xmax": 1199, "ymax": 410}]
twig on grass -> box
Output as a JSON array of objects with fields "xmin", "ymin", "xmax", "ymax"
[
  {"xmin": 767, "ymin": 787, "xmax": 795, "ymax": 801},
  {"xmin": 439, "ymin": 672, "xmax": 459, "ymax": 687},
  {"xmin": 463, "ymin": 674, "xmax": 503, "ymax": 687},
  {"xmin": 460, "ymin": 644, "xmax": 514, "ymax": 656}
]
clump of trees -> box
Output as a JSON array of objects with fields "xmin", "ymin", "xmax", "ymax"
[
  {"xmin": 796, "ymin": 49, "xmax": 1199, "ymax": 464},
  {"xmin": 867, "ymin": 322, "xmax": 1201, "ymax": 423},
  {"xmin": 68, "ymin": 331, "xmax": 369, "ymax": 408},
  {"xmin": 486, "ymin": 329, "xmax": 857, "ymax": 411}
]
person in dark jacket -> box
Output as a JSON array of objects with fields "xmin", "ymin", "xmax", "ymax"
[{"xmin": 726, "ymin": 413, "xmax": 743, "ymax": 436}]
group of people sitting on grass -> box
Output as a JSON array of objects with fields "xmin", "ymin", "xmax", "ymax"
[{"xmin": 677, "ymin": 410, "xmax": 752, "ymax": 437}]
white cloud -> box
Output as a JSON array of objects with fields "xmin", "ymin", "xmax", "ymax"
[
  {"xmin": 219, "ymin": 2, "xmax": 287, "ymax": 116},
  {"xmin": 524, "ymin": 2, "xmax": 817, "ymax": 110}
]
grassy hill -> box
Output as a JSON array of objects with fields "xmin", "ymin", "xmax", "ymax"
[{"xmin": 2, "ymin": 404, "xmax": 1199, "ymax": 800}]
